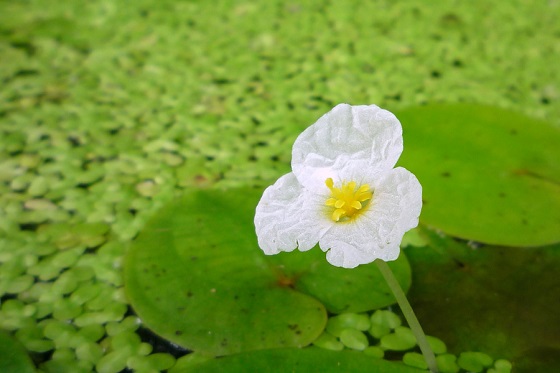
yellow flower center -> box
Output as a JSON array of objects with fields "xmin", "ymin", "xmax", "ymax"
[{"xmin": 325, "ymin": 178, "xmax": 373, "ymax": 222}]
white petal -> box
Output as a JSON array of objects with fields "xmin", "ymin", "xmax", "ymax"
[
  {"xmin": 374, "ymin": 167, "xmax": 422, "ymax": 234},
  {"xmin": 318, "ymin": 167, "xmax": 422, "ymax": 268},
  {"xmin": 292, "ymin": 104, "xmax": 403, "ymax": 190},
  {"xmin": 254, "ymin": 173, "xmax": 331, "ymax": 255}
]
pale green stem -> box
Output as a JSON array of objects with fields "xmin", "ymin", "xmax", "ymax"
[{"xmin": 375, "ymin": 259, "xmax": 438, "ymax": 373}]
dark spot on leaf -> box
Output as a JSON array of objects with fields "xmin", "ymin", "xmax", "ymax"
[
  {"xmin": 194, "ymin": 175, "xmax": 207, "ymax": 183},
  {"xmin": 454, "ymin": 259, "xmax": 466, "ymax": 269},
  {"xmin": 10, "ymin": 42, "xmax": 36, "ymax": 56},
  {"xmin": 441, "ymin": 171, "xmax": 451, "ymax": 177},
  {"xmin": 14, "ymin": 68, "xmax": 39, "ymax": 77},
  {"xmin": 452, "ymin": 59, "xmax": 463, "ymax": 68},
  {"xmin": 175, "ymin": 330, "xmax": 183, "ymax": 336},
  {"xmin": 385, "ymin": 93, "xmax": 401, "ymax": 101},
  {"xmin": 212, "ymin": 78, "xmax": 232, "ymax": 85},
  {"xmin": 277, "ymin": 274, "xmax": 296, "ymax": 288},
  {"xmin": 510, "ymin": 129, "xmax": 518, "ymax": 135},
  {"xmin": 19, "ymin": 223, "xmax": 39, "ymax": 232},
  {"xmin": 67, "ymin": 136, "xmax": 81, "ymax": 147},
  {"xmin": 499, "ymin": 192, "xmax": 506, "ymax": 198},
  {"xmin": 440, "ymin": 13, "xmax": 462, "ymax": 27}
]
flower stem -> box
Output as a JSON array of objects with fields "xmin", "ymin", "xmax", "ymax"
[{"xmin": 375, "ymin": 259, "xmax": 439, "ymax": 373}]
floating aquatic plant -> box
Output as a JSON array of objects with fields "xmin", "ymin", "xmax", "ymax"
[{"xmin": 255, "ymin": 104, "xmax": 437, "ymax": 372}]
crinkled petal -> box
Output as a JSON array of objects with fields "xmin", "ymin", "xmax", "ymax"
[
  {"xmin": 292, "ymin": 104, "xmax": 403, "ymax": 190},
  {"xmin": 375, "ymin": 167, "xmax": 422, "ymax": 234},
  {"xmin": 318, "ymin": 167, "xmax": 422, "ymax": 268},
  {"xmin": 254, "ymin": 173, "xmax": 331, "ymax": 255}
]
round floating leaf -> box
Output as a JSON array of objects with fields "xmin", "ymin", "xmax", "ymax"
[
  {"xmin": 370, "ymin": 310, "xmax": 402, "ymax": 330},
  {"xmin": 312, "ymin": 332, "xmax": 343, "ymax": 351},
  {"xmin": 492, "ymin": 359, "xmax": 513, "ymax": 373},
  {"xmin": 124, "ymin": 188, "xmax": 327, "ymax": 356},
  {"xmin": 339, "ymin": 329, "xmax": 369, "ymax": 350},
  {"xmin": 0, "ymin": 330, "xmax": 36, "ymax": 373},
  {"xmin": 380, "ymin": 327, "xmax": 417, "ymax": 351},
  {"xmin": 406, "ymin": 227, "xmax": 560, "ymax": 363},
  {"xmin": 172, "ymin": 347, "xmax": 424, "ymax": 373},
  {"xmin": 396, "ymin": 104, "xmax": 560, "ymax": 246},
  {"xmin": 124, "ymin": 188, "xmax": 411, "ymax": 355},
  {"xmin": 457, "ymin": 351, "xmax": 493, "ymax": 372},
  {"xmin": 268, "ymin": 247, "xmax": 411, "ymax": 313},
  {"xmin": 436, "ymin": 354, "xmax": 460, "ymax": 373},
  {"xmin": 326, "ymin": 313, "xmax": 371, "ymax": 337},
  {"xmin": 403, "ymin": 352, "xmax": 429, "ymax": 370},
  {"xmin": 426, "ymin": 335, "xmax": 447, "ymax": 355}
]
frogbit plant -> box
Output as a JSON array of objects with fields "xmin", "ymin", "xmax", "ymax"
[{"xmin": 254, "ymin": 104, "xmax": 438, "ymax": 372}]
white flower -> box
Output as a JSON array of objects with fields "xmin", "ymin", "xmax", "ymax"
[{"xmin": 254, "ymin": 104, "xmax": 422, "ymax": 268}]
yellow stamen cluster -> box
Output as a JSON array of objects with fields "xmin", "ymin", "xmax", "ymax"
[{"xmin": 325, "ymin": 178, "xmax": 373, "ymax": 222}]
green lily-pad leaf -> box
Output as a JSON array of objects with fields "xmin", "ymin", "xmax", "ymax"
[
  {"xmin": 171, "ymin": 347, "xmax": 424, "ymax": 373},
  {"xmin": 405, "ymin": 227, "xmax": 560, "ymax": 363},
  {"xmin": 124, "ymin": 187, "xmax": 326, "ymax": 356},
  {"xmin": 0, "ymin": 330, "xmax": 36, "ymax": 373},
  {"xmin": 267, "ymin": 242, "xmax": 411, "ymax": 314},
  {"xmin": 396, "ymin": 104, "xmax": 560, "ymax": 246},
  {"xmin": 124, "ymin": 188, "xmax": 411, "ymax": 355}
]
